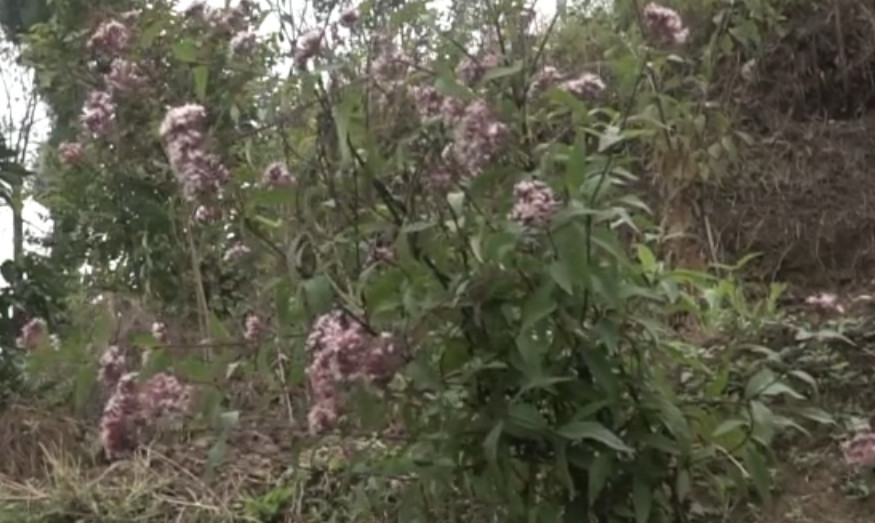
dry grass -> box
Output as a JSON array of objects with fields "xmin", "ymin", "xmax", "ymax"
[{"xmin": 694, "ymin": 0, "xmax": 875, "ymax": 288}]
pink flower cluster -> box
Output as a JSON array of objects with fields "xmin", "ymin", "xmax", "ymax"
[
  {"xmin": 244, "ymin": 314, "xmax": 265, "ymax": 341},
  {"xmin": 262, "ymin": 161, "xmax": 295, "ymax": 188},
  {"xmin": 456, "ymin": 52, "xmax": 502, "ymax": 86},
  {"xmin": 151, "ymin": 321, "xmax": 169, "ymax": 344},
  {"xmin": 106, "ymin": 58, "xmax": 146, "ymax": 93},
  {"xmin": 183, "ymin": 1, "xmax": 259, "ymax": 58},
  {"xmin": 186, "ymin": 0, "xmax": 256, "ymax": 33},
  {"xmin": 339, "ymin": 5, "xmax": 360, "ymax": 28},
  {"xmin": 80, "ymin": 90, "xmax": 116, "ymax": 137},
  {"xmin": 528, "ymin": 66, "xmax": 606, "ymax": 101},
  {"xmin": 230, "ymin": 30, "xmax": 257, "ymax": 56},
  {"xmin": 449, "ymin": 99, "xmax": 508, "ymax": 178},
  {"xmin": 643, "ymin": 3, "xmax": 690, "ymax": 45},
  {"xmin": 98, "ymin": 344, "xmax": 126, "ymax": 389},
  {"xmin": 73, "ymin": 14, "xmax": 141, "ymax": 153},
  {"xmin": 100, "ymin": 372, "xmax": 140, "ymax": 459},
  {"xmin": 560, "ymin": 73, "xmax": 606, "ymax": 100},
  {"xmin": 804, "ymin": 292, "xmax": 846, "ymax": 314},
  {"xmin": 294, "ymin": 30, "xmax": 323, "ymax": 68},
  {"xmin": 100, "ymin": 371, "xmax": 193, "ymax": 459},
  {"xmin": 305, "ymin": 310, "xmax": 401, "ymax": 434},
  {"xmin": 16, "ymin": 317, "xmax": 46, "ymax": 351},
  {"xmin": 293, "ymin": 3, "xmax": 361, "ymax": 68},
  {"xmin": 159, "ymin": 104, "xmax": 230, "ymax": 201},
  {"xmin": 195, "ymin": 204, "xmax": 222, "ymax": 223},
  {"xmin": 371, "ymin": 39, "xmax": 410, "ymax": 89},
  {"xmin": 223, "ymin": 240, "xmax": 251, "ymax": 262},
  {"xmin": 87, "ymin": 19, "xmax": 130, "ymax": 54},
  {"xmin": 410, "ymin": 85, "xmax": 444, "ymax": 121},
  {"xmin": 528, "ymin": 65, "xmax": 564, "ymax": 97},
  {"xmin": 138, "ymin": 372, "xmax": 193, "ymax": 419},
  {"xmin": 843, "ymin": 431, "xmax": 875, "ymax": 468},
  {"xmin": 58, "ymin": 141, "xmax": 84, "ymax": 165},
  {"xmin": 371, "ymin": 244, "xmax": 396, "ymax": 265},
  {"xmin": 510, "ymin": 180, "xmax": 559, "ymax": 228}
]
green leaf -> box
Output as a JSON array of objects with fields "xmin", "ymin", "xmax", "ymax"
[
  {"xmin": 633, "ymin": 473, "xmax": 652, "ymax": 523},
  {"xmin": 139, "ymin": 21, "xmax": 163, "ymax": 47},
  {"xmin": 788, "ymin": 369, "xmax": 818, "ymax": 394},
  {"xmin": 657, "ymin": 396, "xmax": 692, "ymax": 454},
  {"xmin": 401, "ymin": 221, "xmax": 435, "ymax": 233},
  {"xmin": 676, "ymin": 469, "xmax": 691, "ymax": 502},
  {"xmin": 73, "ymin": 364, "xmax": 95, "ymax": 415},
  {"xmin": 275, "ymin": 277, "xmax": 292, "ymax": 329},
  {"xmin": 549, "ymin": 260, "xmax": 573, "ymax": 294},
  {"xmin": 205, "ymin": 438, "xmax": 227, "ymax": 481},
  {"xmin": 482, "ymin": 60, "xmax": 523, "ymax": 81},
  {"xmin": 193, "ymin": 65, "xmax": 209, "ymax": 101},
  {"xmin": 173, "ymin": 40, "xmax": 198, "ymax": 63},
  {"xmin": 207, "ymin": 312, "xmax": 231, "ymax": 341},
  {"xmin": 712, "ymin": 419, "xmax": 748, "ymax": 438},
  {"xmin": 588, "ymin": 452, "xmax": 613, "ymax": 506},
  {"xmin": 447, "ymin": 191, "xmax": 465, "ymax": 216},
  {"xmin": 580, "ymin": 345, "xmax": 620, "ymax": 404},
  {"xmin": 520, "ymin": 280, "xmax": 556, "ymax": 333},
  {"xmin": 598, "ymin": 125, "xmax": 623, "ymax": 152},
  {"xmin": 743, "ymin": 445, "xmax": 772, "ymax": 502},
  {"xmin": 706, "ymin": 365, "xmax": 730, "ymax": 397},
  {"xmin": 794, "ymin": 406, "xmax": 835, "ymax": 425},
  {"xmin": 508, "ymin": 403, "xmax": 548, "ymax": 432},
  {"xmin": 333, "ymin": 94, "xmax": 357, "ymax": 167},
  {"xmin": 302, "ymin": 275, "xmax": 335, "ymax": 316},
  {"xmin": 218, "ymin": 410, "xmax": 240, "ymax": 431},
  {"xmin": 483, "ymin": 421, "xmax": 503, "ymax": 462},
  {"xmin": 744, "ymin": 368, "xmax": 776, "ymax": 399},
  {"xmin": 636, "ymin": 244, "xmax": 657, "ymax": 274},
  {"xmin": 516, "ymin": 333, "xmax": 544, "ymax": 377},
  {"xmin": 434, "ymin": 74, "xmax": 473, "ymax": 101},
  {"xmin": 556, "ymin": 421, "xmax": 632, "ymax": 453}
]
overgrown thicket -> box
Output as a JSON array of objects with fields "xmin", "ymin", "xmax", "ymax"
[{"xmin": 1, "ymin": 0, "xmax": 867, "ymax": 521}]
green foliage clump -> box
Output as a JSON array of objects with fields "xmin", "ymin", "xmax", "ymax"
[{"xmin": 3, "ymin": 0, "xmax": 840, "ymax": 521}]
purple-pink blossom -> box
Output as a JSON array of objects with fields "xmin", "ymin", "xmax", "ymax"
[
  {"xmin": 450, "ymin": 99, "xmax": 508, "ymax": 178},
  {"xmin": 138, "ymin": 372, "xmax": 193, "ymax": 420},
  {"xmin": 15, "ymin": 317, "xmax": 46, "ymax": 351},
  {"xmin": 58, "ymin": 141, "xmax": 84, "ymax": 165},
  {"xmin": 80, "ymin": 90, "xmax": 116, "ymax": 137},
  {"xmin": 339, "ymin": 5, "xmax": 360, "ymax": 28},
  {"xmin": 305, "ymin": 310, "xmax": 401, "ymax": 434},
  {"xmin": 223, "ymin": 241, "xmax": 251, "ymax": 262},
  {"xmin": 294, "ymin": 30, "xmax": 323, "ymax": 67},
  {"xmin": 843, "ymin": 431, "xmax": 875, "ymax": 468},
  {"xmin": 805, "ymin": 292, "xmax": 845, "ymax": 314},
  {"xmin": 510, "ymin": 180, "xmax": 559, "ymax": 228},
  {"xmin": 98, "ymin": 344, "xmax": 126, "ymax": 390},
  {"xmin": 528, "ymin": 65, "xmax": 564, "ymax": 98},
  {"xmin": 99, "ymin": 371, "xmax": 194, "ymax": 460},
  {"xmin": 371, "ymin": 39, "xmax": 409, "ymax": 88},
  {"xmin": 106, "ymin": 58, "xmax": 147, "ymax": 93},
  {"xmin": 262, "ymin": 162, "xmax": 295, "ymax": 188},
  {"xmin": 100, "ymin": 372, "xmax": 140, "ymax": 459},
  {"xmin": 560, "ymin": 73, "xmax": 606, "ymax": 100},
  {"xmin": 456, "ymin": 52, "xmax": 502, "ymax": 86},
  {"xmin": 194, "ymin": 204, "xmax": 222, "ymax": 223},
  {"xmin": 151, "ymin": 321, "xmax": 169, "ymax": 344},
  {"xmin": 643, "ymin": 3, "xmax": 690, "ymax": 45},
  {"xmin": 87, "ymin": 19, "xmax": 130, "ymax": 54},
  {"xmin": 230, "ymin": 31, "xmax": 258, "ymax": 55},
  {"xmin": 160, "ymin": 104, "xmax": 230, "ymax": 200},
  {"xmin": 244, "ymin": 314, "xmax": 265, "ymax": 341}
]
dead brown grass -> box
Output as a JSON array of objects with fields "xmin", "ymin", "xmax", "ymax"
[{"xmin": 697, "ymin": 0, "xmax": 875, "ymax": 289}]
